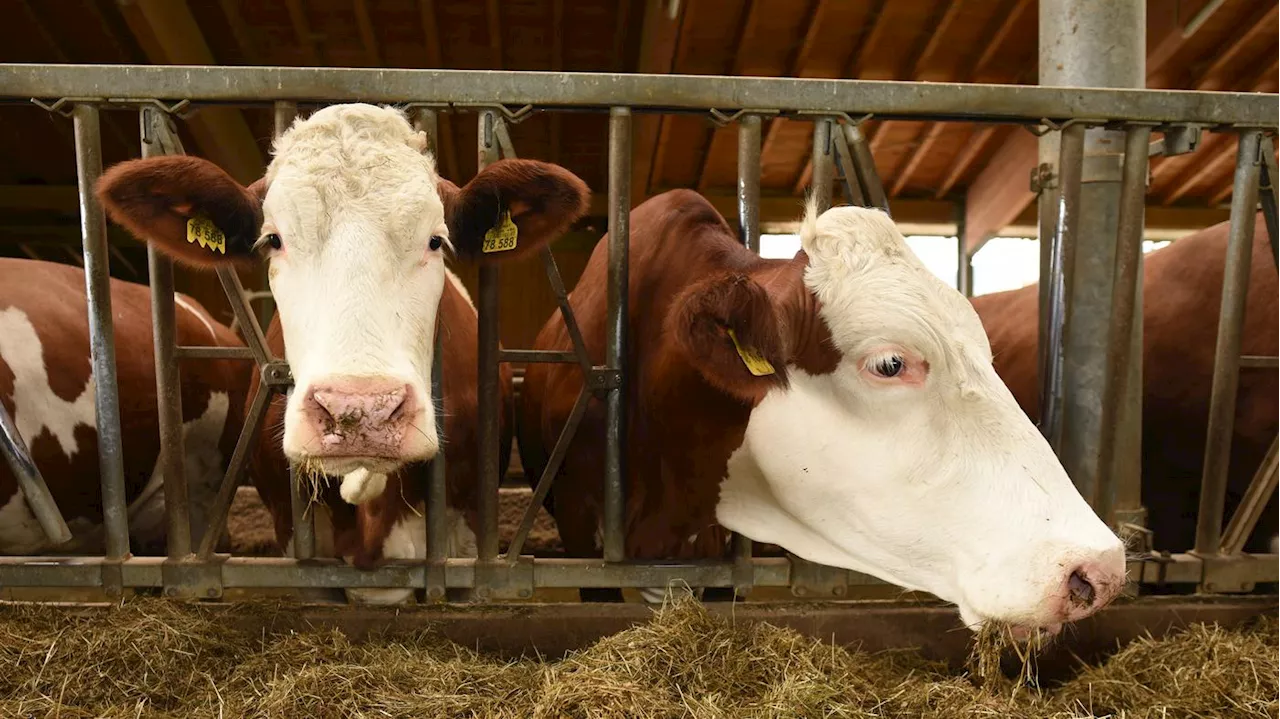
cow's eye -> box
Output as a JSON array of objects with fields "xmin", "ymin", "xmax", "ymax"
[
  {"xmin": 429, "ymin": 235, "xmax": 444, "ymax": 251},
  {"xmin": 871, "ymin": 355, "xmax": 905, "ymax": 378},
  {"xmin": 266, "ymin": 233, "xmax": 283, "ymax": 250}
]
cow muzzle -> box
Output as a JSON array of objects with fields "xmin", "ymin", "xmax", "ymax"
[{"xmin": 289, "ymin": 374, "xmax": 436, "ymax": 472}]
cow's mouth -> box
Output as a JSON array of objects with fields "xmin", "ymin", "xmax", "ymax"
[{"xmin": 296, "ymin": 454, "xmax": 404, "ymax": 479}]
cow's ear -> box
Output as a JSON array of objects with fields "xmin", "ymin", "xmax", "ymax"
[
  {"xmin": 440, "ymin": 159, "xmax": 590, "ymax": 263},
  {"xmin": 668, "ymin": 271, "xmax": 790, "ymax": 404},
  {"xmin": 96, "ymin": 156, "xmax": 263, "ymax": 269}
]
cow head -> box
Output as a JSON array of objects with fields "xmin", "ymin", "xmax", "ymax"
[
  {"xmin": 677, "ymin": 201, "xmax": 1125, "ymax": 636},
  {"xmin": 98, "ymin": 103, "xmax": 588, "ymax": 479}
]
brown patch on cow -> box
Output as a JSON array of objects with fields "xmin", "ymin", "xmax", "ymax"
[
  {"xmin": 520, "ymin": 189, "xmax": 843, "ymax": 566},
  {"xmin": 96, "ymin": 156, "xmax": 262, "ymax": 269},
  {"xmin": 442, "ymin": 159, "xmax": 590, "ymax": 264}
]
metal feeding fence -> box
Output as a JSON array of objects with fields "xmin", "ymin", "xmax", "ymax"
[{"xmin": 0, "ymin": 64, "xmax": 1275, "ymax": 602}]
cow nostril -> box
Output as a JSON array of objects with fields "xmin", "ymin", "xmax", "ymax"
[{"xmin": 1067, "ymin": 570, "xmax": 1096, "ymax": 608}]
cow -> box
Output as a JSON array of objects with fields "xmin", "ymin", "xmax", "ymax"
[
  {"xmin": 972, "ymin": 213, "xmax": 1278, "ymax": 556},
  {"xmin": 518, "ymin": 189, "xmax": 1126, "ymax": 636},
  {"xmin": 0, "ymin": 258, "xmax": 247, "ymax": 556},
  {"xmin": 97, "ymin": 103, "xmax": 589, "ymax": 604}
]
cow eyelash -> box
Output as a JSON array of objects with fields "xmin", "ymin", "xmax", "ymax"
[
  {"xmin": 870, "ymin": 354, "xmax": 906, "ymax": 378},
  {"xmin": 254, "ymin": 233, "xmax": 283, "ymax": 252}
]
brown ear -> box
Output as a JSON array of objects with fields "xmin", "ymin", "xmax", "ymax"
[
  {"xmin": 668, "ymin": 271, "xmax": 790, "ymax": 404},
  {"xmin": 96, "ymin": 155, "xmax": 263, "ymax": 269},
  {"xmin": 441, "ymin": 159, "xmax": 590, "ymax": 263}
]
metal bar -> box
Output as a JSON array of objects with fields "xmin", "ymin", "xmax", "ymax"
[
  {"xmin": 426, "ymin": 329, "xmax": 448, "ymax": 599},
  {"xmin": 1093, "ymin": 125, "xmax": 1152, "ymax": 527},
  {"xmin": 273, "ymin": 100, "xmax": 297, "ymax": 137},
  {"xmin": 540, "ymin": 249, "xmax": 594, "ymax": 377},
  {"xmin": 810, "ymin": 117, "xmax": 833, "ymax": 214},
  {"xmin": 73, "ymin": 103, "xmax": 130, "ymax": 560},
  {"xmin": 1259, "ymin": 135, "xmax": 1278, "ymax": 268},
  {"xmin": 603, "ymin": 106, "xmax": 631, "ymax": 563},
  {"xmin": 1240, "ymin": 355, "xmax": 1279, "ymax": 368},
  {"xmin": 831, "ymin": 123, "xmax": 867, "ymax": 207},
  {"xmin": 0, "ymin": 553, "xmax": 1269, "ymax": 590},
  {"xmin": 499, "ymin": 349, "xmax": 579, "ymax": 364},
  {"xmin": 737, "ymin": 113, "xmax": 761, "ymax": 252},
  {"xmin": 844, "ymin": 124, "xmax": 890, "ymax": 216},
  {"xmin": 476, "ymin": 110, "xmax": 502, "ymax": 562},
  {"xmin": 504, "ymin": 386, "xmax": 590, "ymax": 560},
  {"xmin": 1196, "ymin": 130, "xmax": 1263, "ymax": 555},
  {"xmin": 955, "ymin": 198, "xmax": 972, "ymax": 297},
  {"xmin": 411, "ymin": 107, "xmax": 439, "ymax": 152},
  {"xmin": 142, "ymin": 109, "xmax": 192, "ymax": 559},
  {"xmin": 5, "ymin": 65, "xmax": 1275, "ymax": 125},
  {"xmin": 196, "ymin": 381, "xmax": 273, "ymax": 558},
  {"xmin": 1220, "ymin": 436, "xmax": 1279, "ymax": 555},
  {"xmin": 175, "ymin": 345, "xmax": 256, "ymax": 360},
  {"xmin": 288, "ymin": 445, "xmax": 315, "ymax": 560},
  {"xmin": 1039, "ymin": 122, "xmax": 1086, "ymax": 453},
  {"xmin": 216, "ymin": 268, "xmax": 274, "ymax": 365},
  {"xmin": 0, "ymin": 399, "xmax": 71, "ymax": 545}
]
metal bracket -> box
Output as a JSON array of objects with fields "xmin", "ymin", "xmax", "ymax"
[
  {"xmin": 162, "ymin": 556, "xmax": 226, "ymax": 600},
  {"xmin": 473, "ymin": 557, "xmax": 535, "ymax": 601},
  {"xmin": 452, "ymin": 103, "xmax": 535, "ymax": 124},
  {"xmin": 1193, "ymin": 551, "xmax": 1260, "ymax": 594},
  {"xmin": 788, "ymin": 556, "xmax": 848, "ymax": 599},
  {"xmin": 32, "ymin": 97, "xmax": 192, "ymax": 119},
  {"xmin": 1081, "ymin": 153, "xmax": 1126, "ymax": 183},
  {"xmin": 99, "ymin": 559, "xmax": 124, "ymax": 598},
  {"xmin": 794, "ymin": 110, "xmax": 873, "ymax": 128},
  {"xmin": 1162, "ymin": 124, "xmax": 1204, "ymax": 156},
  {"xmin": 261, "ymin": 361, "xmax": 294, "ymax": 388},
  {"xmin": 706, "ymin": 108, "xmax": 780, "ymax": 128},
  {"xmin": 588, "ymin": 367, "xmax": 621, "ymax": 392},
  {"xmin": 1030, "ymin": 163, "xmax": 1057, "ymax": 193}
]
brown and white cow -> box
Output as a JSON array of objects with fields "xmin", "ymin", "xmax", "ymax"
[
  {"xmin": 0, "ymin": 258, "xmax": 247, "ymax": 555},
  {"xmin": 519, "ymin": 189, "xmax": 1126, "ymax": 636},
  {"xmin": 973, "ymin": 213, "xmax": 1278, "ymax": 555},
  {"xmin": 97, "ymin": 103, "xmax": 588, "ymax": 603}
]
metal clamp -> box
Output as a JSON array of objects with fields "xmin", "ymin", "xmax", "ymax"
[
  {"xmin": 1030, "ymin": 162, "xmax": 1057, "ymax": 193},
  {"xmin": 474, "ymin": 557, "xmax": 535, "ymax": 600},
  {"xmin": 32, "ymin": 97, "xmax": 192, "ymax": 119},
  {"xmin": 261, "ymin": 361, "xmax": 294, "ymax": 388},
  {"xmin": 1025, "ymin": 117, "xmax": 1107, "ymax": 137},
  {"xmin": 788, "ymin": 556, "xmax": 848, "ymax": 599},
  {"xmin": 453, "ymin": 103, "xmax": 535, "ymax": 124},
  {"xmin": 707, "ymin": 108, "xmax": 780, "ymax": 128},
  {"xmin": 1193, "ymin": 551, "xmax": 1260, "ymax": 594},
  {"xmin": 588, "ymin": 367, "xmax": 622, "ymax": 392},
  {"xmin": 795, "ymin": 110, "xmax": 873, "ymax": 128},
  {"xmin": 162, "ymin": 556, "xmax": 226, "ymax": 600}
]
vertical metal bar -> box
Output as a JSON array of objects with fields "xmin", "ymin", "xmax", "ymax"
[
  {"xmin": 1220, "ymin": 436, "xmax": 1278, "ymax": 555},
  {"xmin": 844, "ymin": 124, "xmax": 889, "ymax": 216},
  {"xmin": 955, "ymin": 197, "xmax": 972, "ymax": 297},
  {"xmin": 289, "ymin": 452, "xmax": 315, "ymax": 559},
  {"xmin": 412, "ymin": 107, "xmax": 440, "ymax": 155},
  {"xmin": 810, "ymin": 117, "xmax": 833, "ymax": 214},
  {"xmin": 73, "ymin": 103, "xmax": 130, "ymax": 560},
  {"xmin": 1039, "ymin": 122, "xmax": 1086, "ymax": 454},
  {"xmin": 0, "ymin": 401, "xmax": 71, "ymax": 544},
  {"xmin": 832, "ymin": 125, "xmax": 867, "ymax": 207},
  {"xmin": 737, "ymin": 114, "xmax": 761, "ymax": 252},
  {"xmin": 476, "ymin": 110, "xmax": 502, "ymax": 563},
  {"xmin": 1258, "ymin": 135, "xmax": 1278, "ymax": 268},
  {"xmin": 1094, "ymin": 125, "xmax": 1151, "ymax": 527},
  {"xmin": 1195, "ymin": 129, "xmax": 1262, "ymax": 555},
  {"xmin": 603, "ymin": 106, "xmax": 631, "ymax": 564},
  {"xmin": 141, "ymin": 108, "xmax": 191, "ymax": 559},
  {"xmin": 273, "ymin": 101, "xmax": 297, "ymax": 138}
]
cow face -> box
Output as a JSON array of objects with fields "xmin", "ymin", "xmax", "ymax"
[
  {"xmin": 98, "ymin": 104, "xmax": 588, "ymax": 479},
  {"xmin": 684, "ymin": 203, "xmax": 1125, "ymax": 635}
]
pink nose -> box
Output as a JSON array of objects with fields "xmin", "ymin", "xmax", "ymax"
[
  {"xmin": 303, "ymin": 378, "xmax": 414, "ymax": 457},
  {"xmin": 1058, "ymin": 557, "xmax": 1126, "ymax": 623}
]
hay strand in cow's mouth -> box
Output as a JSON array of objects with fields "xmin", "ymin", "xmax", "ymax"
[{"xmin": 0, "ymin": 595, "xmax": 1274, "ymax": 718}]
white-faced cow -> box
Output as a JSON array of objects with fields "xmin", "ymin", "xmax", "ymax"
[
  {"xmin": 519, "ymin": 190, "xmax": 1126, "ymax": 635},
  {"xmin": 97, "ymin": 103, "xmax": 589, "ymax": 603},
  {"xmin": 972, "ymin": 213, "xmax": 1278, "ymax": 556},
  {"xmin": 0, "ymin": 258, "xmax": 247, "ymax": 555}
]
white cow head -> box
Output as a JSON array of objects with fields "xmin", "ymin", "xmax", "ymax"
[
  {"xmin": 98, "ymin": 103, "xmax": 588, "ymax": 478},
  {"xmin": 680, "ymin": 202, "xmax": 1125, "ymax": 635}
]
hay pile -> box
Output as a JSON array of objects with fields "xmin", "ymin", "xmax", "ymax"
[{"xmin": 0, "ymin": 596, "xmax": 1274, "ymax": 718}]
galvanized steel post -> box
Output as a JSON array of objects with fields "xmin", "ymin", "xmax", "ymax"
[
  {"xmin": 603, "ymin": 106, "xmax": 631, "ymax": 563},
  {"xmin": 476, "ymin": 110, "xmax": 502, "ymax": 564},
  {"xmin": 955, "ymin": 198, "xmax": 972, "ymax": 297},
  {"xmin": 737, "ymin": 114, "xmax": 761, "ymax": 252},
  {"xmin": 811, "ymin": 118, "xmax": 834, "ymax": 214},
  {"xmin": 1195, "ymin": 130, "xmax": 1263, "ymax": 555},
  {"xmin": 0, "ymin": 401, "xmax": 71, "ymax": 545},
  {"xmin": 141, "ymin": 107, "xmax": 192, "ymax": 558},
  {"xmin": 73, "ymin": 103, "xmax": 131, "ymax": 561},
  {"xmin": 1040, "ymin": 0, "xmax": 1146, "ymax": 515}
]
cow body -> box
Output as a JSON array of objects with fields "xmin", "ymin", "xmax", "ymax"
[
  {"xmin": 973, "ymin": 214, "xmax": 1278, "ymax": 553},
  {"xmin": 98, "ymin": 103, "xmax": 588, "ymax": 604},
  {"xmin": 0, "ymin": 258, "xmax": 246, "ymax": 555},
  {"xmin": 521, "ymin": 190, "xmax": 1125, "ymax": 635}
]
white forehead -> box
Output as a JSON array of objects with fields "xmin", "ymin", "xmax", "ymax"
[
  {"xmin": 262, "ymin": 104, "xmax": 444, "ymax": 241},
  {"xmin": 799, "ymin": 202, "xmax": 992, "ymax": 365}
]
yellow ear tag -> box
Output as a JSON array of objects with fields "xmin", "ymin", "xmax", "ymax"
[
  {"xmin": 726, "ymin": 328, "xmax": 776, "ymax": 377},
  {"xmin": 482, "ymin": 211, "xmax": 519, "ymax": 254},
  {"xmin": 185, "ymin": 215, "xmax": 227, "ymax": 255}
]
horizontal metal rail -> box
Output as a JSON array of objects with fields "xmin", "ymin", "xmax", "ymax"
[
  {"xmin": 0, "ymin": 554, "xmax": 1267, "ymax": 591},
  {"xmin": 2, "ymin": 64, "xmax": 1275, "ymax": 126}
]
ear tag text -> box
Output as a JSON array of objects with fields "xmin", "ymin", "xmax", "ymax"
[
  {"xmin": 727, "ymin": 328, "xmax": 776, "ymax": 376},
  {"xmin": 186, "ymin": 215, "xmax": 227, "ymax": 255},
  {"xmin": 482, "ymin": 211, "xmax": 519, "ymax": 253}
]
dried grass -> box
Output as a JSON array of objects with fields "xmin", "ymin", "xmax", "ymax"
[{"xmin": 0, "ymin": 595, "xmax": 1273, "ymax": 719}]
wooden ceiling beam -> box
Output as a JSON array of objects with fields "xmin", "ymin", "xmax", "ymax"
[
  {"xmin": 759, "ymin": 0, "xmax": 831, "ymax": 163},
  {"xmin": 1193, "ymin": 3, "xmax": 1278, "ymax": 91},
  {"xmin": 549, "ymin": 0, "xmax": 565, "ymax": 167},
  {"xmin": 353, "ymin": 0, "xmax": 382, "ymax": 67},
  {"xmin": 284, "ymin": 0, "xmax": 322, "ymax": 65},
  {"xmin": 417, "ymin": 0, "xmax": 460, "ymax": 182},
  {"xmin": 630, "ymin": 0, "xmax": 685, "ymax": 205},
  {"xmin": 695, "ymin": 0, "xmax": 759, "ymax": 191},
  {"xmin": 935, "ymin": 125, "xmax": 1000, "ymax": 199},
  {"xmin": 218, "ymin": 0, "xmax": 262, "ymax": 65},
  {"xmin": 117, "ymin": 0, "xmax": 264, "ymax": 184},
  {"xmin": 970, "ymin": 0, "xmax": 1032, "ymax": 81},
  {"xmin": 485, "ymin": 0, "xmax": 503, "ymax": 69}
]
